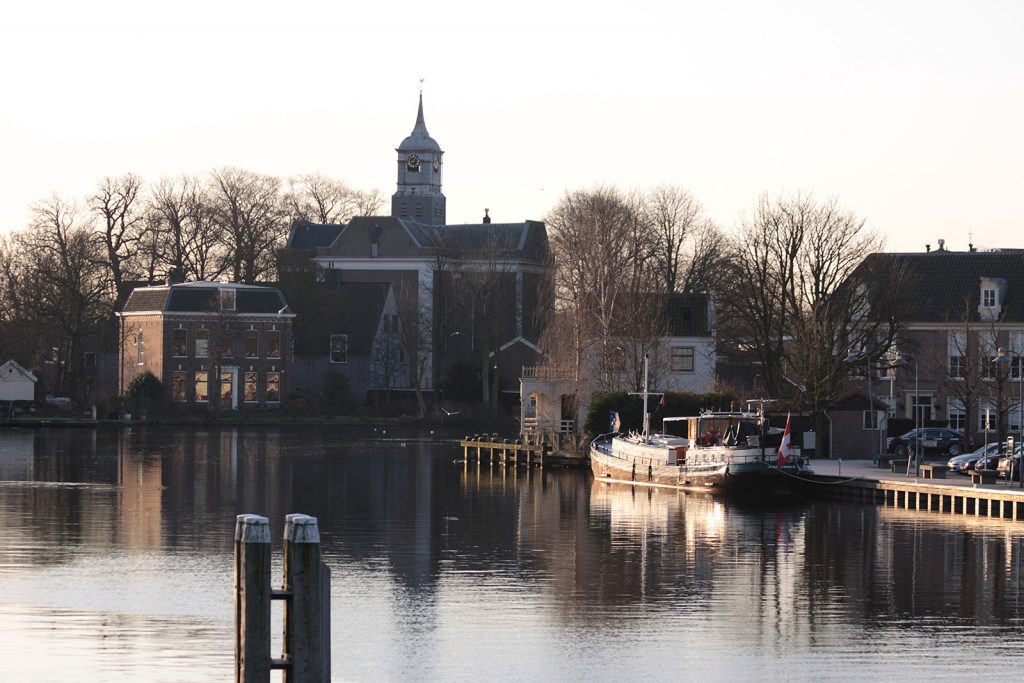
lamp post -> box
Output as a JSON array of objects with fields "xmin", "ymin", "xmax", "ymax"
[
  {"xmin": 995, "ymin": 352, "xmax": 1011, "ymax": 454},
  {"xmin": 845, "ymin": 347, "xmax": 875, "ymax": 465},
  {"xmin": 995, "ymin": 347, "xmax": 1012, "ymax": 465},
  {"xmin": 888, "ymin": 352, "xmax": 921, "ymax": 475}
]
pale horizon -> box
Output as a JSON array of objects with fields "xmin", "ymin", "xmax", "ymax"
[{"xmin": 2, "ymin": 0, "xmax": 1021, "ymax": 254}]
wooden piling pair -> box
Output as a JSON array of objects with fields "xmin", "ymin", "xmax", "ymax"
[{"xmin": 234, "ymin": 513, "xmax": 331, "ymax": 683}]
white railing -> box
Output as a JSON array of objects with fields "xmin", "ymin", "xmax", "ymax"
[{"xmin": 521, "ymin": 365, "xmax": 577, "ymax": 381}]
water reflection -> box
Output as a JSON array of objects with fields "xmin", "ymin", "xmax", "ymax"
[{"xmin": 1, "ymin": 427, "xmax": 1024, "ymax": 681}]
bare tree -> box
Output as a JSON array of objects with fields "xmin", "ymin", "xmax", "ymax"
[
  {"xmin": 677, "ymin": 221, "xmax": 727, "ymax": 295},
  {"xmin": 546, "ymin": 187, "xmax": 650, "ymax": 392},
  {"xmin": 90, "ymin": 174, "xmax": 147, "ymax": 299},
  {"xmin": 285, "ymin": 173, "xmax": 384, "ymax": 224},
  {"xmin": 720, "ymin": 193, "xmax": 905, "ymax": 455},
  {"xmin": 644, "ymin": 185, "xmax": 705, "ymax": 294},
  {"xmin": 15, "ymin": 195, "xmax": 110, "ymax": 396},
  {"xmin": 208, "ymin": 167, "xmax": 287, "ymax": 284},
  {"xmin": 149, "ymin": 175, "xmax": 226, "ymax": 282}
]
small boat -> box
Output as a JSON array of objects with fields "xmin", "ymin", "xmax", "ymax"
[{"xmin": 589, "ymin": 359, "xmax": 814, "ymax": 496}]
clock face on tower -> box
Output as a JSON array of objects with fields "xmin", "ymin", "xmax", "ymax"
[
  {"xmin": 406, "ymin": 154, "xmax": 421, "ymax": 171},
  {"xmin": 432, "ymin": 156, "xmax": 440, "ymax": 171}
]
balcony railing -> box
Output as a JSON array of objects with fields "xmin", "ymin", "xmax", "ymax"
[{"xmin": 521, "ymin": 365, "xmax": 577, "ymax": 381}]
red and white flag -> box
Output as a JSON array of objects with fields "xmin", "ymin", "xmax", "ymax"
[{"xmin": 777, "ymin": 413, "xmax": 792, "ymax": 469}]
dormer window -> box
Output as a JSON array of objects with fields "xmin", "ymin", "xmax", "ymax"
[
  {"xmin": 220, "ymin": 288, "xmax": 235, "ymax": 311},
  {"xmin": 978, "ymin": 277, "xmax": 1007, "ymax": 321}
]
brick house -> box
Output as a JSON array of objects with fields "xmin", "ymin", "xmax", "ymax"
[
  {"xmin": 843, "ymin": 246, "xmax": 1024, "ymax": 452},
  {"xmin": 117, "ymin": 282, "xmax": 294, "ymax": 410}
]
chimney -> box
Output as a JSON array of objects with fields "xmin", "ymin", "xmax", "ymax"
[
  {"xmin": 926, "ymin": 244, "xmax": 931, "ymax": 252},
  {"xmin": 483, "ymin": 208, "xmax": 491, "ymax": 224},
  {"xmin": 938, "ymin": 238, "xmax": 945, "ymax": 251}
]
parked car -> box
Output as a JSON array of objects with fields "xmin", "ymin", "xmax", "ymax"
[
  {"xmin": 948, "ymin": 443, "xmax": 1001, "ymax": 472},
  {"xmin": 957, "ymin": 443, "xmax": 1012, "ymax": 474},
  {"xmin": 887, "ymin": 428, "xmax": 966, "ymax": 459}
]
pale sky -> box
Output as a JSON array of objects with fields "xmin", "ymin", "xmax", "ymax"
[{"xmin": 2, "ymin": 0, "xmax": 1022, "ymax": 253}]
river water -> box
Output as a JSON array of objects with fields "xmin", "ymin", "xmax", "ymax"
[{"xmin": 1, "ymin": 426, "xmax": 1024, "ymax": 682}]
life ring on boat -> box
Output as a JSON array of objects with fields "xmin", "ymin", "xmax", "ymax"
[{"xmin": 701, "ymin": 429, "xmax": 721, "ymax": 447}]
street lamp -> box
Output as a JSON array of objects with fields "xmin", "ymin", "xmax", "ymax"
[
  {"xmin": 845, "ymin": 347, "xmax": 875, "ymax": 465},
  {"xmin": 995, "ymin": 347, "xmax": 1012, "ymax": 459}
]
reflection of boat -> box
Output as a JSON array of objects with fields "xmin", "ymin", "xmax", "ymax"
[{"xmin": 590, "ymin": 359, "xmax": 815, "ymax": 497}]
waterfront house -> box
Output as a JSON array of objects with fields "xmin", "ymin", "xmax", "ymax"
[
  {"xmin": 842, "ymin": 244, "xmax": 1024, "ymax": 451},
  {"xmin": 117, "ymin": 282, "xmax": 294, "ymax": 411}
]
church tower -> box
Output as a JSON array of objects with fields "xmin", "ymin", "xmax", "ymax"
[{"xmin": 391, "ymin": 93, "xmax": 446, "ymax": 225}]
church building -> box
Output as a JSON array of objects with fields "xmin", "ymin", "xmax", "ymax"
[{"xmin": 280, "ymin": 95, "xmax": 551, "ymax": 410}]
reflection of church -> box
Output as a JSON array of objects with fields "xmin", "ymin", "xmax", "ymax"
[{"xmin": 281, "ymin": 95, "xmax": 550, "ymax": 405}]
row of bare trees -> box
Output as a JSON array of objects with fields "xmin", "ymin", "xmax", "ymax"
[
  {"xmin": 542, "ymin": 185, "xmax": 913, "ymax": 447},
  {"xmin": 544, "ymin": 185, "xmax": 724, "ymax": 397},
  {"xmin": 0, "ymin": 169, "xmax": 381, "ymax": 397}
]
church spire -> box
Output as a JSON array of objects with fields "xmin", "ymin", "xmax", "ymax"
[
  {"xmin": 412, "ymin": 91, "xmax": 429, "ymax": 138},
  {"xmin": 393, "ymin": 90, "xmax": 445, "ymax": 225}
]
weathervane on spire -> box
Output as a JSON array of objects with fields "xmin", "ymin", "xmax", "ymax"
[{"xmin": 419, "ymin": 77, "xmax": 424, "ymax": 95}]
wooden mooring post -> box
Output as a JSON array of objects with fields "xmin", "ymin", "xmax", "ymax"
[{"xmin": 235, "ymin": 513, "xmax": 331, "ymax": 683}]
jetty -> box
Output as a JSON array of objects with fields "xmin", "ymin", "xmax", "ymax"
[
  {"xmin": 459, "ymin": 434, "xmax": 587, "ymax": 467},
  {"xmin": 813, "ymin": 459, "xmax": 1024, "ymax": 521}
]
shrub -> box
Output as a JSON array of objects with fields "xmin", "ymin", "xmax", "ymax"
[{"xmin": 125, "ymin": 372, "xmax": 163, "ymax": 401}]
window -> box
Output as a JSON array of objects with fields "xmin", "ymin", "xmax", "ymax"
[
  {"xmin": 220, "ymin": 288, "xmax": 236, "ymax": 311},
  {"xmin": 948, "ymin": 399, "xmax": 966, "ymax": 431},
  {"xmin": 983, "ymin": 288, "xmax": 996, "ymax": 307},
  {"xmin": 330, "ymin": 334, "xmax": 348, "ymax": 364},
  {"xmin": 266, "ymin": 372, "xmax": 280, "ymax": 402},
  {"xmin": 171, "ymin": 371, "xmax": 186, "ymax": 401},
  {"xmin": 172, "ymin": 329, "xmax": 187, "ymax": 357},
  {"xmin": 949, "ymin": 354, "xmax": 966, "ymax": 378},
  {"xmin": 219, "ymin": 329, "xmax": 234, "ymax": 357},
  {"xmin": 982, "ymin": 355, "xmax": 996, "ymax": 380},
  {"xmin": 244, "ymin": 330, "xmax": 258, "ymax": 358},
  {"xmin": 671, "ymin": 346, "xmax": 695, "ymax": 372},
  {"xmin": 196, "ymin": 329, "xmax": 209, "ymax": 358},
  {"xmin": 136, "ymin": 333, "xmax": 145, "ymax": 365},
  {"xmin": 266, "ymin": 331, "xmax": 281, "ymax": 359},
  {"xmin": 863, "ymin": 410, "xmax": 879, "ymax": 430},
  {"xmin": 244, "ymin": 372, "xmax": 258, "ymax": 403},
  {"xmin": 220, "ymin": 371, "xmax": 233, "ymax": 404},
  {"xmin": 194, "ymin": 370, "xmax": 209, "ymax": 402},
  {"xmin": 83, "ymin": 351, "xmax": 96, "ymax": 369}
]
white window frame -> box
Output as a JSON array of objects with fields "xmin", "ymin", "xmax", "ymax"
[
  {"xmin": 330, "ymin": 334, "xmax": 349, "ymax": 364},
  {"xmin": 670, "ymin": 346, "xmax": 695, "ymax": 373},
  {"xmin": 982, "ymin": 288, "xmax": 996, "ymax": 308}
]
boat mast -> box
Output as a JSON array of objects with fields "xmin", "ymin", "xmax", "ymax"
[
  {"xmin": 642, "ymin": 355, "xmax": 650, "ymax": 442},
  {"xmin": 628, "ymin": 354, "xmax": 660, "ymax": 445}
]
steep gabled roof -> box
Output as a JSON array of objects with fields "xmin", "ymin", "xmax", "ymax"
[
  {"xmin": 292, "ymin": 282, "xmax": 391, "ymax": 357},
  {"xmin": 288, "ymin": 221, "xmax": 345, "ymax": 250},
  {"xmin": 855, "ymin": 250, "xmax": 1024, "ymax": 323}
]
